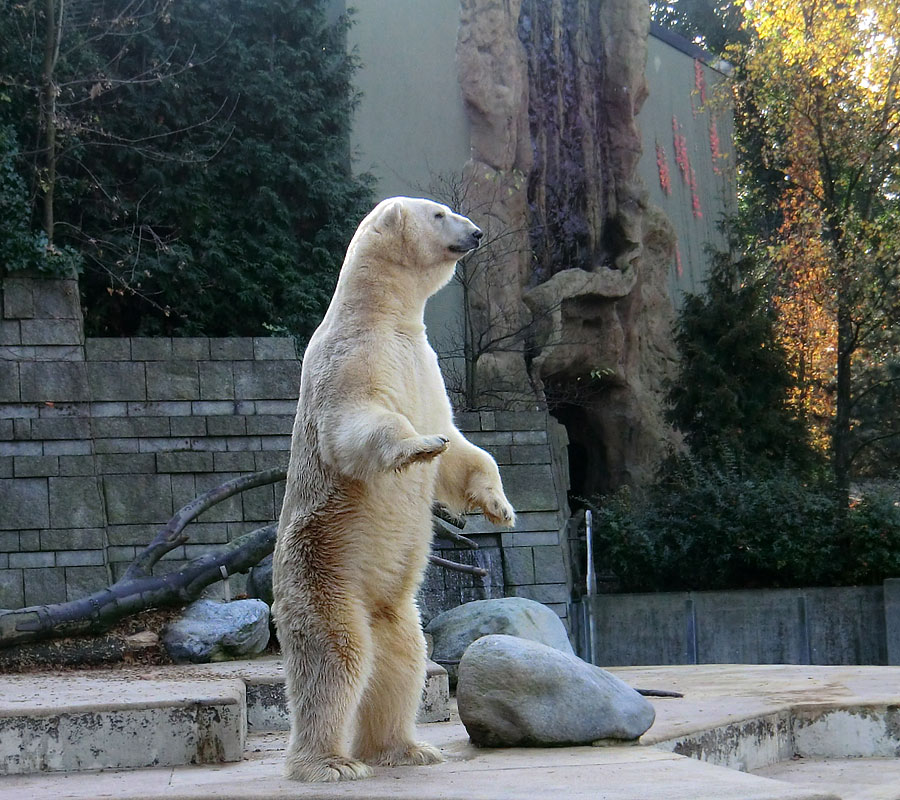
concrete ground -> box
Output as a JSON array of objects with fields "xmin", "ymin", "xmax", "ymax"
[{"xmin": 2, "ymin": 663, "xmax": 900, "ymax": 799}]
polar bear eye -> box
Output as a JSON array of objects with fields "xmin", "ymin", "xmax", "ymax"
[{"xmin": 434, "ymin": 212, "xmax": 445, "ymax": 219}]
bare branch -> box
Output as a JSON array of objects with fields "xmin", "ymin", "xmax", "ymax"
[
  {"xmin": 122, "ymin": 468, "xmax": 286, "ymax": 581},
  {"xmin": 427, "ymin": 555, "xmax": 488, "ymax": 577}
]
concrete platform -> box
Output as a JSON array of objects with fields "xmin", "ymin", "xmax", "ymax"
[
  {"xmin": 0, "ymin": 657, "xmax": 449, "ymax": 775},
  {"xmin": 0, "ymin": 663, "xmax": 899, "ymax": 799}
]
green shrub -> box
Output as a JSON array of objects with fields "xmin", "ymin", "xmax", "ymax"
[
  {"xmin": 589, "ymin": 457, "xmax": 900, "ymax": 592},
  {"xmin": 0, "ymin": 126, "xmax": 80, "ymax": 276}
]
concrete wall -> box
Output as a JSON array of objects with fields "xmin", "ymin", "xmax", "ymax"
[
  {"xmin": 0, "ymin": 277, "xmax": 302, "ymax": 608},
  {"xmin": 0, "ymin": 276, "xmax": 572, "ymax": 621},
  {"xmin": 345, "ymin": 0, "xmax": 470, "ymax": 379},
  {"xmin": 572, "ymin": 582, "xmax": 900, "ymax": 666},
  {"xmin": 637, "ymin": 27, "xmax": 737, "ymax": 306}
]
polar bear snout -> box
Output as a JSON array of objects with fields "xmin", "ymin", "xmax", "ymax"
[{"xmin": 450, "ymin": 226, "xmax": 483, "ymax": 254}]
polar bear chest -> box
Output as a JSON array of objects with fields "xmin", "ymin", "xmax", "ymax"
[{"xmin": 375, "ymin": 331, "xmax": 452, "ymax": 432}]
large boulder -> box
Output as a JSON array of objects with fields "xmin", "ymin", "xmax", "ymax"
[
  {"xmin": 457, "ymin": 634, "xmax": 655, "ymax": 746},
  {"xmin": 162, "ymin": 599, "xmax": 270, "ymax": 663},
  {"xmin": 425, "ymin": 597, "xmax": 573, "ymax": 684},
  {"xmin": 247, "ymin": 553, "xmax": 274, "ymax": 606}
]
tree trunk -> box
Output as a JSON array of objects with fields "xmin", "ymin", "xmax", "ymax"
[
  {"xmin": 0, "ymin": 523, "xmax": 277, "ymax": 649},
  {"xmin": 40, "ymin": 0, "xmax": 62, "ymax": 241},
  {"xmin": 834, "ymin": 282, "xmax": 853, "ymax": 502}
]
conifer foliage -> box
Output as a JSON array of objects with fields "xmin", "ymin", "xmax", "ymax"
[
  {"xmin": 666, "ymin": 254, "xmax": 815, "ymax": 472},
  {"xmin": 0, "ymin": 0, "xmax": 373, "ymax": 339}
]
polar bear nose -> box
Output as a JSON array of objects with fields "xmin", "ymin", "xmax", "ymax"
[{"xmin": 472, "ymin": 227, "xmax": 483, "ymax": 241}]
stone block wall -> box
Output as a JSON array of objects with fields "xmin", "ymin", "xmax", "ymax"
[
  {"xmin": 1, "ymin": 276, "xmax": 573, "ymax": 624},
  {"xmin": 420, "ymin": 410, "xmax": 572, "ymax": 624},
  {"xmin": 0, "ymin": 309, "xmax": 301, "ymax": 607}
]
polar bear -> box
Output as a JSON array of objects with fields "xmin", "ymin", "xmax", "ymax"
[{"xmin": 272, "ymin": 197, "xmax": 516, "ymax": 782}]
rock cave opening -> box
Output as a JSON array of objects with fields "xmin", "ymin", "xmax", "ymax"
[{"xmin": 550, "ymin": 401, "xmax": 609, "ymax": 510}]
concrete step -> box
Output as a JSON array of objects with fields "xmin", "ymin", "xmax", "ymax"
[
  {"xmin": 188, "ymin": 656, "xmax": 450, "ymax": 729},
  {"xmin": 0, "ymin": 657, "xmax": 449, "ymax": 776},
  {"xmin": 0, "ymin": 675, "xmax": 246, "ymax": 775},
  {"xmin": 0, "ymin": 710, "xmax": 843, "ymax": 800},
  {"xmin": 2, "ymin": 665, "xmax": 899, "ymax": 798}
]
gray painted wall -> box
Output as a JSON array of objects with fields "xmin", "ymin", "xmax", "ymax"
[
  {"xmin": 637, "ymin": 33, "xmax": 737, "ymax": 305},
  {"xmin": 346, "ymin": 0, "xmax": 470, "ymax": 373},
  {"xmin": 571, "ymin": 582, "xmax": 900, "ymax": 666}
]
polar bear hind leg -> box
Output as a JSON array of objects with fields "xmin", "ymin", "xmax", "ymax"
[
  {"xmin": 278, "ymin": 591, "xmax": 374, "ymax": 782},
  {"xmin": 352, "ymin": 598, "xmax": 445, "ymax": 767}
]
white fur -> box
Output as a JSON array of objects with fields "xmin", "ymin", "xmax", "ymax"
[{"xmin": 272, "ymin": 197, "xmax": 515, "ymax": 782}]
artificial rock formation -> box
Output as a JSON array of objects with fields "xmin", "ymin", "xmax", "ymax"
[{"xmin": 456, "ymin": 0, "xmax": 679, "ymax": 493}]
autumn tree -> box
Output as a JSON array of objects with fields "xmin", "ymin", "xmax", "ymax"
[{"xmin": 733, "ymin": 0, "xmax": 900, "ymax": 493}]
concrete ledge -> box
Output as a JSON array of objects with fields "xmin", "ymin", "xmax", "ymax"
[
  {"xmin": 0, "ymin": 656, "xmax": 449, "ymax": 776},
  {"xmin": 242, "ymin": 660, "xmax": 449, "ymax": 730},
  {"xmin": 193, "ymin": 656, "xmax": 450, "ymax": 729},
  {"xmin": 4, "ymin": 664, "xmax": 900, "ymax": 798},
  {"xmin": 3, "ymin": 663, "xmax": 897, "ymax": 798},
  {"xmin": 0, "ymin": 676, "xmax": 246, "ymax": 775}
]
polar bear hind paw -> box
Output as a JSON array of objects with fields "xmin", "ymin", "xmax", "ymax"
[
  {"xmin": 374, "ymin": 741, "xmax": 445, "ymax": 767},
  {"xmin": 393, "ymin": 435, "xmax": 449, "ymax": 471},
  {"xmin": 284, "ymin": 754, "xmax": 373, "ymax": 782}
]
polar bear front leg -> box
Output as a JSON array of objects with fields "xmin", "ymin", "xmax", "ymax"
[
  {"xmin": 435, "ymin": 434, "xmax": 516, "ymax": 526},
  {"xmin": 321, "ymin": 403, "xmax": 449, "ymax": 481}
]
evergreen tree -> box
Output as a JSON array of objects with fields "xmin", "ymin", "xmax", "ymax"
[
  {"xmin": 0, "ymin": 126, "xmax": 79, "ymax": 276},
  {"xmin": 666, "ymin": 253, "xmax": 816, "ymax": 472},
  {"xmin": 1, "ymin": 0, "xmax": 372, "ymax": 339}
]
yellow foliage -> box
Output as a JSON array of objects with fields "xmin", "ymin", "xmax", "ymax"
[{"xmin": 733, "ymin": 0, "xmax": 900, "ymax": 462}]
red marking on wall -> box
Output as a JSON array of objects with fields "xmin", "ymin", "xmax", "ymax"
[
  {"xmin": 709, "ymin": 119, "xmax": 722, "ymax": 175},
  {"xmin": 694, "ymin": 59, "xmax": 707, "ymax": 106},
  {"xmin": 656, "ymin": 142, "xmax": 671, "ymax": 195},
  {"xmin": 673, "ymin": 116, "xmax": 702, "ymax": 219}
]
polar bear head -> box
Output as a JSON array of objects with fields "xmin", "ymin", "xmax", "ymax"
[{"xmin": 350, "ymin": 196, "xmax": 483, "ymax": 298}]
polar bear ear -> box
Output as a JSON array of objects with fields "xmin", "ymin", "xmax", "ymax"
[{"xmin": 377, "ymin": 200, "xmax": 405, "ymax": 233}]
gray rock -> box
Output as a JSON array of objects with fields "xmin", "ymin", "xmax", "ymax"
[
  {"xmin": 247, "ymin": 553, "xmax": 273, "ymax": 606},
  {"xmin": 425, "ymin": 597, "xmax": 573, "ymax": 684},
  {"xmin": 456, "ymin": 634, "xmax": 655, "ymax": 746},
  {"xmin": 163, "ymin": 599, "xmax": 270, "ymax": 664}
]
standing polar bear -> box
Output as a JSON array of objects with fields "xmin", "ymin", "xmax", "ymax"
[{"xmin": 272, "ymin": 197, "xmax": 516, "ymax": 782}]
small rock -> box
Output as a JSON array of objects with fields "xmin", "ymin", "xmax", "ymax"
[
  {"xmin": 162, "ymin": 599, "xmax": 270, "ymax": 664},
  {"xmin": 124, "ymin": 630, "xmax": 159, "ymax": 649},
  {"xmin": 425, "ymin": 597, "xmax": 573, "ymax": 684},
  {"xmin": 247, "ymin": 554, "xmax": 274, "ymax": 606},
  {"xmin": 456, "ymin": 634, "xmax": 656, "ymax": 746}
]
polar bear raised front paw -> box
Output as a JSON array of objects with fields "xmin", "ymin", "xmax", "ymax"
[
  {"xmin": 476, "ymin": 489, "xmax": 516, "ymax": 527},
  {"xmin": 392, "ymin": 435, "xmax": 449, "ymax": 472}
]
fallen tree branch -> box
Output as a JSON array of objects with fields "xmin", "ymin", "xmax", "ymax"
[
  {"xmin": 429, "ymin": 554, "xmax": 488, "ymax": 577},
  {"xmin": 0, "ymin": 523, "xmax": 277, "ymax": 649},
  {"xmin": 122, "ymin": 467, "xmax": 287, "ymax": 581},
  {"xmin": 0, "ymin": 469, "xmax": 491, "ymax": 649},
  {"xmin": 432, "ymin": 503, "xmax": 467, "ymax": 529},
  {"xmin": 432, "ymin": 516, "xmax": 479, "ymax": 549}
]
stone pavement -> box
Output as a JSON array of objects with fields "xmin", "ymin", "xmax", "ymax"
[{"xmin": 1, "ymin": 662, "xmax": 900, "ymax": 799}]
